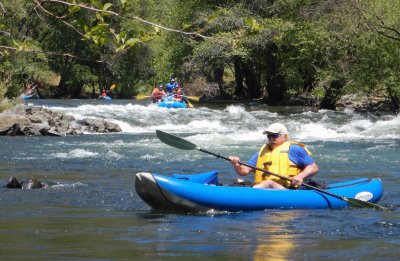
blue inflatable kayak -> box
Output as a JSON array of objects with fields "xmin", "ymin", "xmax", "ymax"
[
  {"xmin": 135, "ymin": 171, "xmax": 383, "ymax": 212},
  {"xmin": 98, "ymin": 96, "xmax": 112, "ymax": 100},
  {"xmin": 20, "ymin": 94, "xmax": 40, "ymax": 99}
]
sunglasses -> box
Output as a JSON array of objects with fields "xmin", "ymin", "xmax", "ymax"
[{"xmin": 267, "ymin": 133, "xmax": 281, "ymax": 139}]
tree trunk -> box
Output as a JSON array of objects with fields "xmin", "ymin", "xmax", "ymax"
[
  {"xmin": 319, "ymin": 79, "xmax": 345, "ymax": 110},
  {"xmin": 242, "ymin": 63, "xmax": 261, "ymax": 98},
  {"xmin": 387, "ymin": 87, "xmax": 400, "ymax": 114},
  {"xmin": 390, "ymin": 97, "xmax": 399, "ymax": 114},
  {"xmin": 92, "ymin": 84, "xmax": 96, "ymax": 99},
  {"xmin": 71, "ymin": 82, "xmax": 83, "ymax": 99},
  {"xmin": 57, "ymin": 74, "xmax": 69, "ymax": 98},
  {"xmin": 233, "ymin": 58, "xmax": 245, "ymax": 97},
  {"xmin": 265, "ymin": 44, "xmax": 286, "ymax": 105},
  {"xmin": 214, "ymin": 66, "xmax": 229, "ymax": 98}
]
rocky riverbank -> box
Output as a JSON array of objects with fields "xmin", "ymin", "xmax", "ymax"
[
  {"xmin": 287, "ymin": 93, "xmax": 396, "ymax": 113},
  {"xmin": 0, "ymin": 104, "xmax": 122, "ymax": 136}
]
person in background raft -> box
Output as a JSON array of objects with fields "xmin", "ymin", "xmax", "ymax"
[
  {"xmin": 24, "ymin": 84, "xmax": 35, "ymax": 96},
  {"xmin": 172, "ymin": 83, "xmax": 189, "ymax": 104},
  {"xmin": 165, "ymin": 78, "xmax": 176, "ymax": 94},
  {"xmin": 100, "ymin": 88, "xmax": 107, "ymax": 97},
  {"xmin": 229, "ymin": 123, "xmax": 319, "ymax": 189},
  {"xmin": 151, "ymin": 83, "xmax": 166, "ymax": 103}
]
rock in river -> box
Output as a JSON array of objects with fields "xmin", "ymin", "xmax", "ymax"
[{"xmin": 0, "ymin": 104, "xmax": 122, "ymax": 136}]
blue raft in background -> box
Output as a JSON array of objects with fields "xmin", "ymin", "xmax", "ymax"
[
  {"xmin": 20, "ymin": 94, "xmax": 40, "ymax": 99},
  {"xmin": 156, "ymin": 96, "xmax": 187, "ymax": 108},
  {"xmin": 135, "ymin": 171, "xmax": 383, "ymax": 212},
  {"xmin": 98, "ymin": 96, "xmax": 112, "ymax": 100}
]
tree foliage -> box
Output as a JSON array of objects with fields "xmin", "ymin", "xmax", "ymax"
[{"xmin": 0, "ymin": 0, "xmax": 399, "ymax": 111}]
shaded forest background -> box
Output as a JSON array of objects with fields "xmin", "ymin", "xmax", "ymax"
[{"xmin": 1, "ymin": 0, "xmax": 400, "ymax": 112}]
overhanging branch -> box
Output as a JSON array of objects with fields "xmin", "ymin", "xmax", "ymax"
[
  {"xmin": 0, "ymin": 45, "xmax": 104, "ymax": 62},
  {"xmin": 44, "ymin": 0, "xmax": 212, "ymax": 39}
]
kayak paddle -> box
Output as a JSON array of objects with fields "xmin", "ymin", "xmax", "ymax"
[
  {"xmin": 156, "ymin": 130, "xmax": 388, "ymax": 211},
  {"xmin": 186, "ymin": 97, "xmax": 194, "ymax": 108},
  {"xmin": 134, "ymin": 95, "xmax": 151, "ymax": 100},
  {"xmin": 185, "ymin": 96, "xmax": 200, "ymax": 102}
]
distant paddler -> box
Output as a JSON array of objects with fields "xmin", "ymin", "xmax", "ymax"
[
  {"xmin": 98, "ymin": 88, "xmax": 112, "ymax": 100},
  {"xmin": 151, "ymin": 83, "xmax": 166, "ymax": 103},
  {"xmin": 171, "ymin": 83, "xmax": 193, "ymax": 107},
  {"xmin": 165, "ymin": 77, "xmax": 176, "ymax": 94},
  {"xmin": 20, "ymin": 84, "xmax": 39, "ymax": 99}
]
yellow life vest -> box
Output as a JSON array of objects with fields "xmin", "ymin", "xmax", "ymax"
[{"xmin": 254, "ymin": 141, "xmax": 312, "ymax": 187}]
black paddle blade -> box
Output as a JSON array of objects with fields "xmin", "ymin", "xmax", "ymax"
[
  {"xmin": 156, "ymin": 130, "xmax": 198, "ymax": 150},
  {"xmin": 346, "ymin": 198, "xmax": 389, "ymax": 211}
]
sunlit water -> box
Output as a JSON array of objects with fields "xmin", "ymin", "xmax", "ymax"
[{"xmin": 0, "ymin": 99, "xmax": 399, "ymax": 260}]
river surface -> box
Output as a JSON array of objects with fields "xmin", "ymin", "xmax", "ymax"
[{"xmin": 1, "ymin": 99, "xmax": 400, "ymax": 260}]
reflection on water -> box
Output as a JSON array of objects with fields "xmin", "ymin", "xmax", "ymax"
[{"xmin": 253, "ymin": 212, "xmax": 297, "ymax": 261}]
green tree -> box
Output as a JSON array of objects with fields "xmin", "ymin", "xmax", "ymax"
[{"xmin": 348, "ymin": 0, "xmax": 400, "ymax": 112}]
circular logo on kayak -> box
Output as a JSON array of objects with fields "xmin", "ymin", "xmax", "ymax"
[{"xmin": 355, "ymin": 191, "xmax": 373, "ymax": 201}]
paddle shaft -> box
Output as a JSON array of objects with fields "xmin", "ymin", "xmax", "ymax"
[
  {"xmin": 136, "ymin": 94, "xmax": 198, "ymax": 102},
  {"xmin": 198, "ymin": 147, "xmax": 356, "ymax": 202}
]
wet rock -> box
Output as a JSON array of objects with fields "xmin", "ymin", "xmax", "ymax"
[
  {"xmin": 78, "ymin": 118, "xmax": 122, "ymax": 133},
  {"xmin": 41, "ymin": 128, "xmax": 63, "ymax": 137},
  {"xmin": 22, "ymin": 178, "xmax": 46, "ymax": 189},
  {"xmin": 23, "ymin": 124, "xmax": 50, "ymax": 136},
  {"xmin": 288, "ymin": 93, "xmax": 319, "ymax": 107},
  {"xmin": 335, "ymin": 94, "xmax": 393, "ymax": 112},
  {"xmin": 4, "ymin": 177, "xmax": 48, "ymax": 189},
  {"xmin": 78, "ymin": 118, "xmax": 105, "ymax": 132},
  {"xmin": 0, "ymin": 104, "xmax": 122, "ymax": 136},
  {"xmin": 0, "ymin": 114, "xmax": 31, "ymax": 132},
  {"xmin": 6, "ymin": 177, "xmax": 22, "ymax": 188},
  {"xmin": 66, "ymin": 122, "xmax": 84, "ymax": 135},
  {"xmin": 104, "ymin": 121, "xmax": 122, "ymax": 133},
  {"xmin": 62, "ymin": 115, "xmax": 75, "ymax": 122},
  {"xmin": 0, "ymin": 123, "xmax": 26, "ymax": 136},
  {"xmin": 0, "ymin": 127, "xmax": 9, "ymax": 135}
]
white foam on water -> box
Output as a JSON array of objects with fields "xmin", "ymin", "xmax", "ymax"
[
  {"xmin": 295, "ymin": 123, "xmax": 351, "ymax": 141},
  {"xmin": 106, "ymin": 150, "xmax": 124, "ymax": 159},
  {"xmin": 139, "ymin": 152, "xmax": 165, "ymax": 160},
  {"xmin": 54, "ymin": 149, "xmax": 99, "ymax": 158},
  {"xmin": 51, "ymin": 182, "xmax": 88, "ymax": 189},
  {"xmin": 41, "ymin": 102, "xmax": 400, "ymax": 141}
]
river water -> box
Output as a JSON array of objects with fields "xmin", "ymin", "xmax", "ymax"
[{"xmin": 1, "ymin": 99, "xmax": 399, "ymax": 260}]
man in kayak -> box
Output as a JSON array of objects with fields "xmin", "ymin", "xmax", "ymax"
[
  {"xmin": 24, "ymin": 84, "xmax": 35, "ymax": 96},
  {"xmin": 229, "ymin": 123, "xmax": 319, "ymax": 189},
  {"xmin": 22, "ymin": 84, "xmax": 39, "ymax": 97}
]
